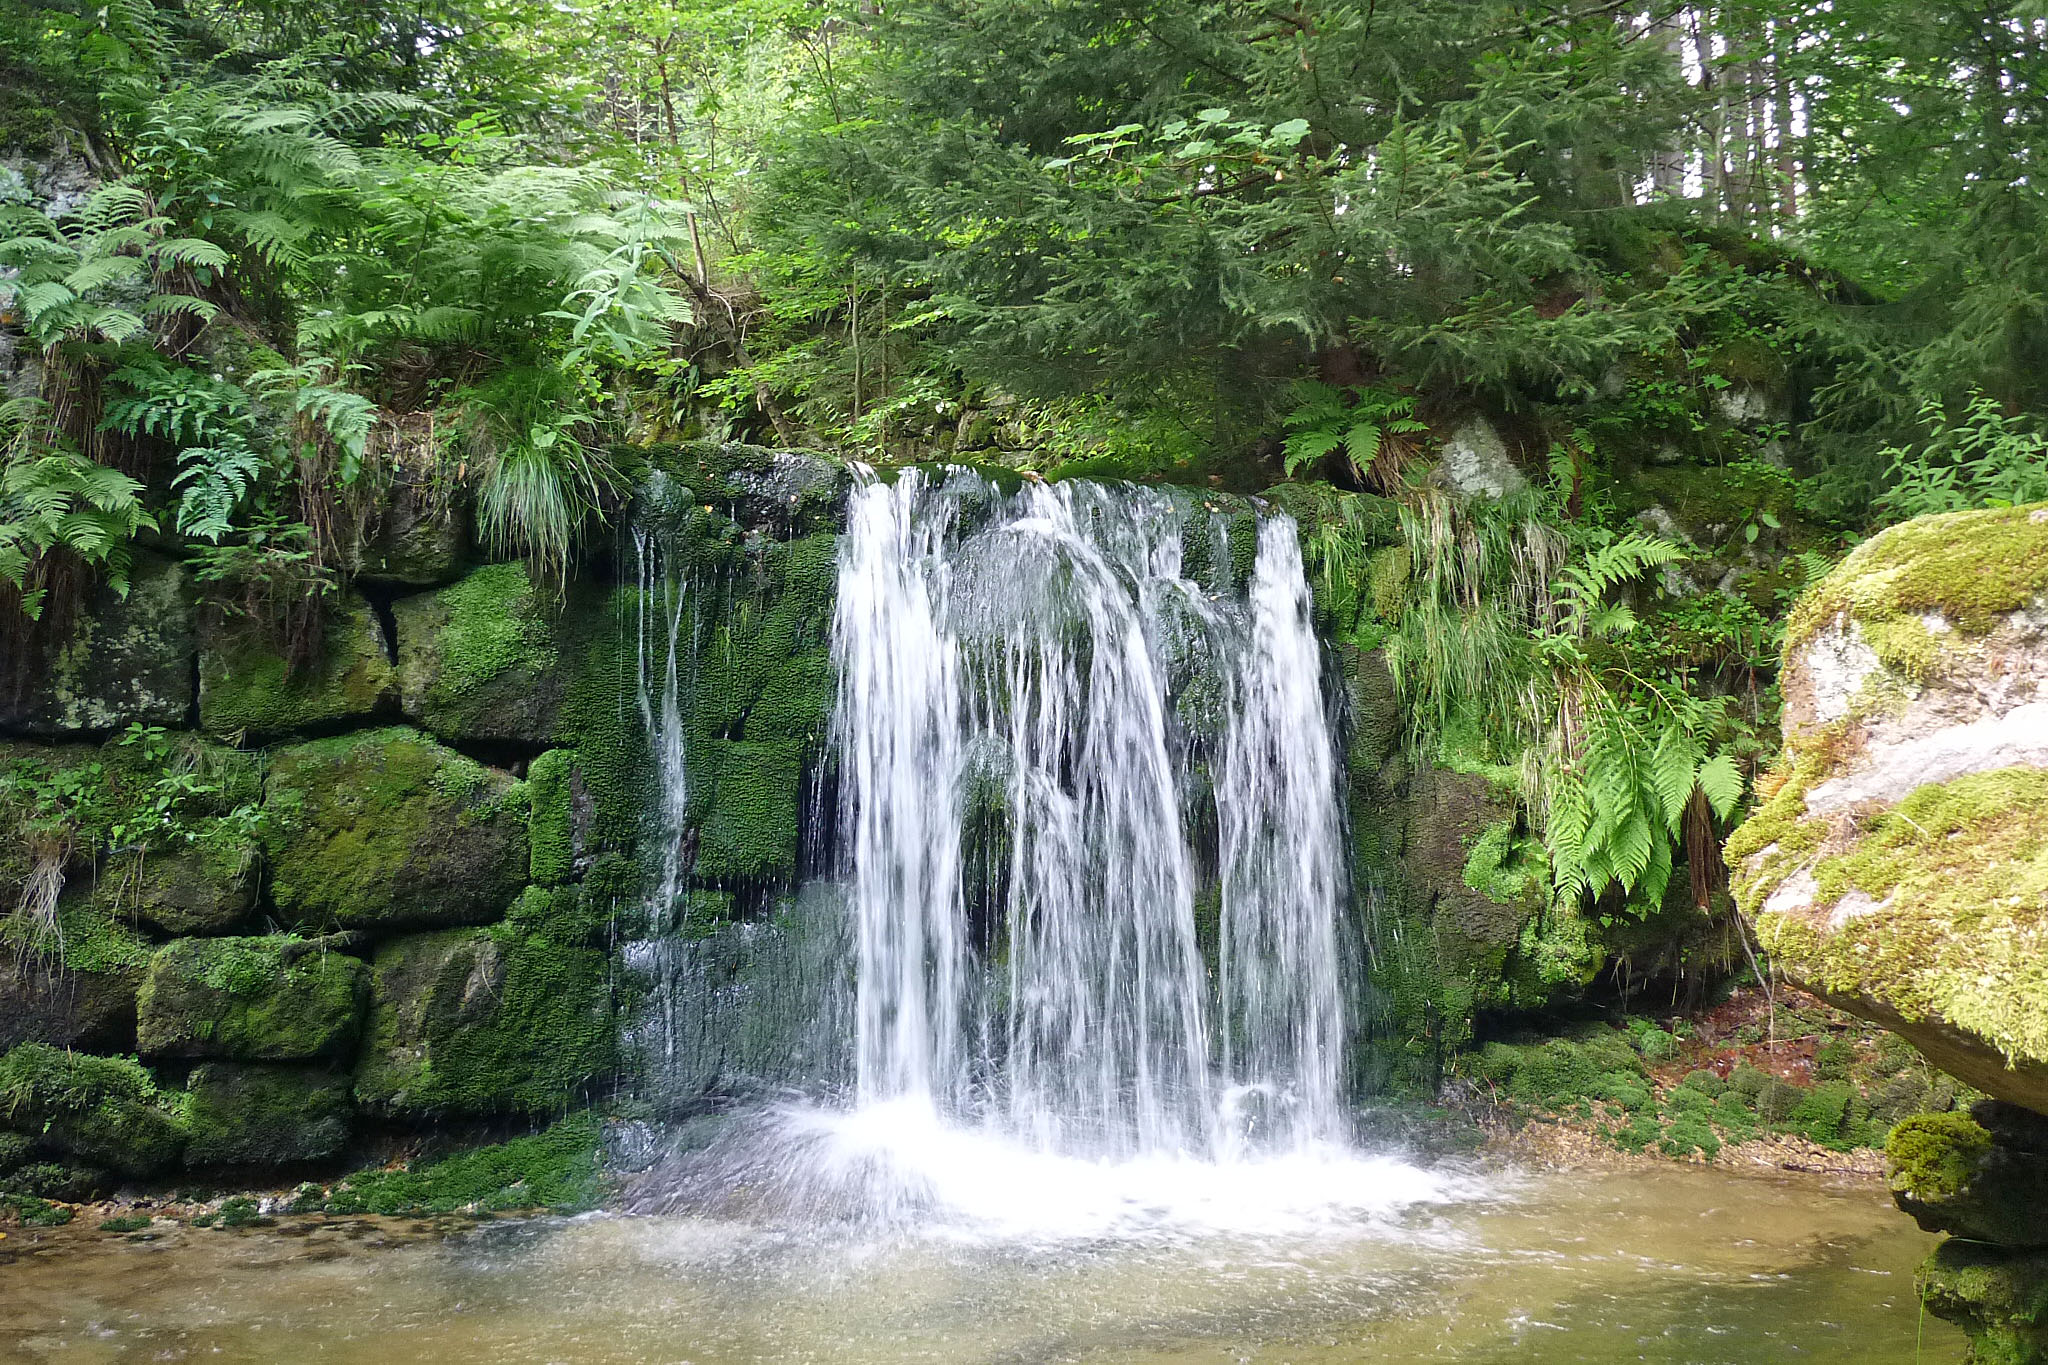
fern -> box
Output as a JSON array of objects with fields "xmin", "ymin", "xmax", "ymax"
[
  {"xmin": 0, "ymin": 450, "xmax": 157, "ymax": 616},
  {"xmin": 104, "ymin": 360, "xmax": 272, "ymax": 542},
  {"xmin": 1282, "ymin": 381, "xmax": 1429, "ymax": 486}
]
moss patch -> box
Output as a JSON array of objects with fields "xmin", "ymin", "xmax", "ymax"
[
  {"xmin": 263, "ymin": 728, "xmax": 529, "ymax": 931},
  {"xmin": 353, "ymin": 924, "xmax": 615, "ymax": 1118},
  {"xmin": 321, "ymin": 1114, "xmax": 606, "ymax": 1215},
  {"xmin": 198, "ymin": 595, "xmax": 396, "ymax": 739},
  {"xmin": 1760, "ymin": 768, "xmax": 2048, "ymax": 1075},
  {"xmin": 0, "ymin": 1043, "xmax": 185, "ymax": 1175},
  {"xmin": 138, "ymin": 936, "xmax": 367, "ymax": 1062},
  {"xmin": 1786, "ymin": 502, "xmax": 2048, "ymax": 659}
]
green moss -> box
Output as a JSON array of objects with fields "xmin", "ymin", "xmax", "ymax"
[
  {"xmin": 198, "ymin": 596, "xmax": 395, "ymax": 738},
  {"xmin": 2, "ymin": 896, "xmax": 152, "ymax": 976},
  {"xmin": 183, "ymin": 1064, "xmax": 352, "ymax": 1167},
  {"xmin": 1660, "ymin": 1111, "xmax": 1723, "ymax": 1160},
  {"xmin": 1919, "ymin": 1240, "xmax": 2048, "ymax": 1365},
  {"xmin": 98, "ymin": 1214, "xmax": 152, "ymax": 1233},
  {"xmin": 324, "ymin": 1113, "xmax": 605, "ymax": 1215},
  {"xmin": 689, "ymin": 741, "xmax": 804, "ymax": 885},
  {"xmin": 264, "ymin": 727, "xmax": 530, "ymax": 931},
  {"xmin": 394, "ymin": 562, "xmax": 569, "ymax": 744},
  {"xmin": 505, "ymin": 883, "xmax": 612, "ymax": 945},
  {"xmin": 1787, "ymin": 502, "xmax": 2048, "ymax": 657},
  {"xmin": 2, "ymin": 1194, "xmax": 74, "ymax": 1226},
  {"xmin": 526, "ymin": 748, "xmax": 577, "ymax": 884},
  {"xmin": 1712, "ymin": 1092, "xmax": 1760, "ymax": 1140},
  {"xmin": 137, "ymin": 937, "xmax": 367, "ymax": 1062},
  {"xmin": 1887, "ymin": 1112, "xmax": 1994, "ymax": 1202},
  {"xmin": 1763, "ymin": 768, "xmax": 2048, "ymax": 1074},
  {"xmin": 353, "ymin": 924, "xmax": 615, "ymax": 1118},
  {"xmin": 0, "ymin": 1043, "xmax": 185, "ymax": 1175}
]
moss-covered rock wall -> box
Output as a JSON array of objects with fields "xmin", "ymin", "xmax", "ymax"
[{"xmin": 0, "ymin": 440, "xmax": 851, "ymax": 1188}]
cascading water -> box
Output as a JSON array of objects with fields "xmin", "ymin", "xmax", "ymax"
[
  {"xmin": 623, "ymin": 463, "xmax": 1454, "ymax": 1238},
  {"xmin": 833, "ymin": 467, "xmax": 1349, "ymax": 1161}
]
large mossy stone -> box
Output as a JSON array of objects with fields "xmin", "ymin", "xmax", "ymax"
[
  {"xmin": 353, "ymin": 924, "xmax": 614, "ymax": 1118},
  {"xmin": 183, "ymin": 1063, "xmax": 352, "ymax": 1167},
  {"xmin": 356, "ymin": 478, "xmax": 471, "ymax": 586},
  {"xmin": 1889, "ymin": 1105, "xmax": 2048, "ymax": 1248},
  {"xmin": 198, "ymin": 594, "xmax": 396, "ymax": 739},
  {"xmin": 0, "ymin": 893, "xmax": 153, "ymax": 1052},
  {"xmin": 0, "ymin": 1042, "xmax": 185, "ymax": 1176},
  {"xmin": 137, "ymin": 936, "xmax": 367, "ymax": 1062},
  {"xmin": 0, "ymin": 552, "xmax": 195, "ymax": 736},
  {"xmin": 1921, "ymin": 1239, "xmax": 2048, "ymax": 1365},
  {"xmin": 1729, "ymin": 503, "xmax": 2048, "ymax": 1113},
  {"xmin": 89, "ymin": 841, "xmax": 259, "ymax": 937},
  {"xmin": 263, "ymin": 727, "xmax": 529, "ymax": 931},
  {"xmin": 393, "ymin": 562, "xmax": 591, "ymax": 747},
  {"xmin": 0, "ymin": 952, "xmax": 143, "ymax": 1053}
]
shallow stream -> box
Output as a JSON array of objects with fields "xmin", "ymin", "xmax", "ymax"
[{"xmin": 1, "ymin": 1159, "xmax": 1958, "ymax": 1364}]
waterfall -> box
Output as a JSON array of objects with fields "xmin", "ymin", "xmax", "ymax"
[{"xmin": 832, "ymin": 468, "xmax": 1351, "ymax": 1160}]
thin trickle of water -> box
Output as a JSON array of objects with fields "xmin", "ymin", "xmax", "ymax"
[{"xmin": 832, "ymin": 467, "xmax": 1350, "ymax": 1162}]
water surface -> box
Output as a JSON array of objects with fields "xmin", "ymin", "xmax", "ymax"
[{"xmin": 1, "ymin": 1161, "xmax": 1957, "ymax": 1364}]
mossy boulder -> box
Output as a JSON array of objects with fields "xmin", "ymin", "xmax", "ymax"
[
  {"xmin": 1729, "ymin": 503, "xmax": 2048, "ymax": 1113},
  {"xmin": 198, "ymin": 593, "xmax": 396, "ymax": 739},
  {"xmin": 263, "ymin": 727, "xmax": 529, "ymax": 931},
  {"xmin": 353, "ymin": 924, "xmax": 615, "ymax": 1118},
  {"xmin": 393, "ymin": 562, "xmax": 579, "ymax": 745},
  {"xmin": 1920, "ymin": 1240, "xmax": 2048, "ymax": 1365},
  {"xmin": 1889, "ymin": 1104, "xmax": 2048, "ymax": 1248},
  {"xmin": 0, "ymin": 1043, "xmax": 185, "ymax": 1176},
  {"xmin": 88, "ymin": 841, "xmax": 259, "ymax": 936},
  {"xmin": 0, "ymin": 894, "xmax": 152, "ymax": 1051},
  {"xmin": 137, "ymin": 936, "xmax": 367, "ymax": 1062},
  {"xmin": 0, "ymin": 951, "xmax": 143, "ymax": 1053},
  {"xmin": 0, "ymin": 552, "xmax": 195, "ymax": 736},
  {"xmin": 183, "ymin": 1064, "xmax": 353, "ymax": 1167}
]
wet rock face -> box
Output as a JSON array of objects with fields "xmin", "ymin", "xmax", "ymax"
[
  {"xmin": 199, "ymin": 594, "xmax": 397, "ymax": 739},
  {"xmin": 137, "ymin": 936, "xmax": 368, "ymax": 1062},
  {"xmin": 0, "ymin": 954, "xmax": 143, "ymax": 1053},
  {"xmin": 0, "ymin": 553, "xmax": 196, "ymax": 735},
  {"xmin": 261, "ymin": 727, "xmax": 530, "ymax": 931},
  {"xmin": 1728, "ymin": 503, "xmax": 2048, "ymax": 1115}
]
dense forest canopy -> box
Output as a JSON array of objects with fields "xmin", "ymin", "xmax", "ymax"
[{"xmin": 6, "ymin": 0, "xmax": 2048, "ymax": 939}]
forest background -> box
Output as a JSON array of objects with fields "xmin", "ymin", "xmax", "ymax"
[{"xmin": 6, "ymin": 0, "xmax": 2048, "ymax": 983}]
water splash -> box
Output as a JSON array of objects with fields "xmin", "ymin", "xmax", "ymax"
[{"xmin": 832, "ymin": 467, "xmax": 1349, "ymax": 1162}]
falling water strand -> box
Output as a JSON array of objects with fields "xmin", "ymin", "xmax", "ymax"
[
  {"xmin": 832, "ymin": 468, "xmax": 1348, "ymax": 1161},
  {"xmin": 1217, "ymin": 515, "xmax": 1348, "ymax": 1153}
]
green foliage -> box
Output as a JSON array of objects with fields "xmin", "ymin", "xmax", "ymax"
[
  {"xmin": 0, "ymin": 1043, "xmax": 186, "ymax": 1176},
  {"xmin": 1877, "ymin": 393, "xmax": 2048, "ymax": 519},
  {"xmin": 1281, "ymin": 382, "xmax": 1428, "ymax": 484},
  {"xmin": 0, "ymin": 439, "xmax": 157, "ymax": 617}
]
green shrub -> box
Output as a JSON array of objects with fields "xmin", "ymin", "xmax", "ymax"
[
  {"xmin": 1785, "ymin": 1080, "xmax": 1857, "ymax": 1147},
  {"xmin": 1593, "ymin": 1070, "xmax": 1653, "ymax": 1112},
  {"xmin": 1664, "ymin": 1085, "xmax": 1715, "ymax": 1120},
  {"xmin": 1727, "ymin": 1063, "xmax": 1770, "ymax": 1103},
  {"xmin": 1660, "ymin": 1114, "xmax": 1722, "ymax": 1161},
  {"xmin": 1608, "ymin": 1111, "xmax": 1662, "ymax": 1153},
  {"xmin": 1713, "ymin": 1092, "xmax": 1760, "ymax": 1141},
  {"xmin": 1813, "ymin": 1037, "xmax": 1858, "ymax": 1081},
  {"xmin": 1756, "ymin": 1078, "xmax": 1806, "ymax": 1124},
  {"xmin": 99, "ymin": 1215, "xmax": 152, "ymax": 1233},
  {"xmin": 1677, "ymin": 1068, "xmax": 1726, "ymax": 1098}
]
